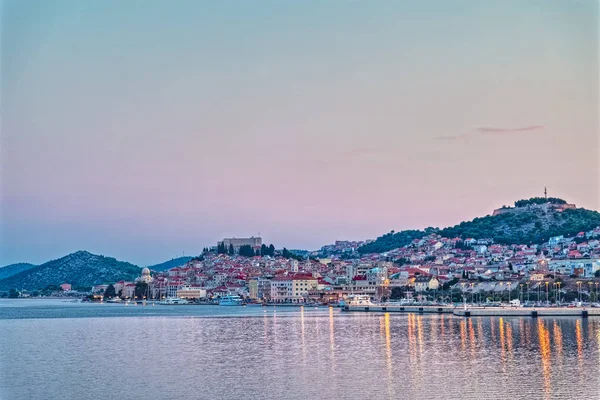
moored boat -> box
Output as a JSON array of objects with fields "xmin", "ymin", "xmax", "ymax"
[
  {"xmin": 158, "ymin": 297, "xmax": 189, "ymax": 305},
  {"xmin": 219, "ymin": 295, "xmax": 243, "ymax": 306}
]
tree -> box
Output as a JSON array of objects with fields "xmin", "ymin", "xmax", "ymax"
[
  {"xmin": 239, "ymin": 245, "xmax": 255, "ymax": 257},
  {"xmin": 261, "ymin": 244, "xmax": 268, "ymax": 256},
  {"xmin": 104, "ymin": 284, "xmax": 117, "ymax": 298},
  {"xmin": 228, "ymin": 244, "xmax": 235, "ymax": 256},
  {"xmin": 134, "ymin": 282, "xmax": 149, "ymax": 299},
  {"xmin": 282, "ymin": 248, "xmax": 291, "ymax": 258},
  {"xmin": 390, "ymin": 287, "xmax": 405, "ymax": 299},
  {"xmin": 9, "ymin": 288, "xmax": 19, "ymax": 298},
  {"xmin": 268, "ymin": 244, "xmax": 275, "ymax": 256}
]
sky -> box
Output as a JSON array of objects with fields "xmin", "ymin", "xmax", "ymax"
[{"xmin": 1, "ymin": 0, "xmax": 599, "ymax": 266}]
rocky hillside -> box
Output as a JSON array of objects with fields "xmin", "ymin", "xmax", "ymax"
[
  {"xmin": 0, "ymin": 251, "xmax": 141, "ymax": 291},
  {"xmin": 148, "ymin": 256, "xmax": 192, "ymax": 271},
  {"xmin": 0, "ymin": 263, "xmax": 37, "ymax": 281},
  {"xmin": 359, "ymin": 198, "xmax": 600, "ymax": 254}
]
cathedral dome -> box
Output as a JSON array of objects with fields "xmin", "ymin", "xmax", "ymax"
[{"xmin": 141, "ymin": 267, "xmax": 151, "ymax": 276}]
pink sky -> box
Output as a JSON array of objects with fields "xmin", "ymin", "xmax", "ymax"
[{"xmin": 1, "ymin": 1, "xmax": 598, "ymax": 265}]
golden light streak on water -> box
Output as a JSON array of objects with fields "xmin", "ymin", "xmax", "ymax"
[
  {"xmin": 440, "ymin": 314, "xmax": 445, "ymax": 340},
  {"xmin": 519, "ymin": 318, "xmax": 526, "ymax": 346},
  {"xmin": 384, "ymin": 313, "xmax": 392, "ymax": 400},
  {"xmin": 553, "ymin": 320, "xmax": 563, "ymax": 359},
  {"xmin": 537, "ymin": 319, "xmax": 552, "ymax": 400},
  {"xmin": 575, "ymin": 319, "xmax": 584, "ymax": 380},
  {"xmin": 329, "ymin": 306, "xmax": 336, "ymax": 372},
  {"xmin": 468, "ymin": 318, "xmax": 476, "ymax": 356},
  {"xmin": 499, "ymin": 317, "xmax": 506, "ymax": 372},
  {"xmin": 460, "ymin": 319, "xmax": 466, "ymax": 352},
  {"xmin": 506, "ymin": 320, "xmax": 514, "ymax": 356},
  {"xmin": 408, "ymin": 313, "xmax": 417, "ymax": 364},
  {"xmin": 300, "ymin": 306, "xmax": 306, "ymax": 365},
  {"xmin": 416, "ymin": 315, "xmax": 424, "ymax": 355},
  {"xmin": 477, "ymin": 319, "xmax": 484, "ymax": 346}
]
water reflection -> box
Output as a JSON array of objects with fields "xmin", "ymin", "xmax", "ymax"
[
  {"xmin": 468, "ymin": 318, "xmax": 476, "ymax": 356},
  {"xmin": 553, "ymin": 320, "xmax": 563, "ymax": 359},
  {"xmin": 537, "ymin": 319, "xmax": 552, "ymax": 400},
  {"xmin": 459, "ymin": 319, "xmax": 466, "ymax": 352},
  {"xmin": 300, "ymin": 307, "xmax": 306, "ymax": 365},
  {"xmin": 384, "ymin": 313, "xmax": 392, "ymax": 399},
  {"xmin": 329, "ymin": 306, "xmax": 336, "ymax": 372},
  {"xmin": 2, "ymin": 302, "xmax": 600, "ymax": 400}
]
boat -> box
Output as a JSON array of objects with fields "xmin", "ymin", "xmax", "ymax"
[
  {"xmin": 105, "ymin": 298, "xmax": 122, "ymax": 303},
  {"xmin": 158, "ymin": 297, "xmax": 190, "ymax": 305},
  {"xmin": 340, "ymin": 294, "xmax": 375, "ymax": 307},
  {"xmin": 218, "ymin": 295, "xmax": 243, "ymax": 306}
]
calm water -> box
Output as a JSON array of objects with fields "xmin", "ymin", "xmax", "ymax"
[{"xmin": 1, "ymin": 300, "xmax": 599, "ymax": 400}]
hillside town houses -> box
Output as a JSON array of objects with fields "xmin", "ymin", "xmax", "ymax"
[{"xmin": 93, "ymin": 227, "xmax": 600, "ymax": 304}]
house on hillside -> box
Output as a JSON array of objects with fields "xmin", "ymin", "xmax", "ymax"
[{"xmin": 414, "ymin": 276, "xmax": 439, "ymax": 292}]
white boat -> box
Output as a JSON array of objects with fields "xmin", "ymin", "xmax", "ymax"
[
  {"xmin": 340, "ymin": 294, "xmax": 375, "ymax": 307},
  {"xmin": 105, "ymin": 298, "xmax": 122, "ymax": 303},
  {"xmin": 219, "ymin": 295, "xmax": 243, "ymax": 306},
  {"xmin": 159, "ymin": 297, "xmax": 189, "ymax": 305}
]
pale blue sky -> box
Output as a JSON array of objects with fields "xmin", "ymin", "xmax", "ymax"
[{"xmin": 1, "ymin": 0, "xmax": 598, "ymax": 265}]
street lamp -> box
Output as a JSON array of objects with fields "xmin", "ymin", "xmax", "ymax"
[
  {"xmin": 527, "ymin": 282, "xmax": 530, "ymax": 302},
  {"xmin": 470, "ymin": 282, "xmax": 474, "ymax": 305},
  {"xmin": 499, "ymin": 282, "xmax": 503, "ymax": 304},
  {"xmin": 545, "ymin": 282, "xmax": 549, "ymax": 305},
  {"xmin": 508, "ymin": 282, "xmax": 512, "ymax": 303},
  {"xmin": 577, "ymin": 281, "xmax": 582, "ymax": 303},
  {"xmin": 520, "ymin": 284, "xmax": 524, "ymax": 302}
]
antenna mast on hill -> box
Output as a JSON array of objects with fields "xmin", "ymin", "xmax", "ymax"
[{"xmin": 544, "ymin": 186, "xmax": 547, "ymax": 199}]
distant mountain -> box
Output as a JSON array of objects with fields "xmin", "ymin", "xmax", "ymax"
[
  {"xmin": 0, "ymin": 263, "xmax": 37, "ymax": 281},
  {"xmin": 147, "ymin": 256, "xmax": 192, "ymax": 271},
  {"xmin": 358, "ymin": 198, "xmax": 600, "ymax": 254},
  {"xmin": 0, "ymin": 251, "xmax": 141, "ymax": 291}
]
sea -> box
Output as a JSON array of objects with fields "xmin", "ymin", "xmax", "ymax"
[{"xmin": 1, "ymin": 299, "xmax": 599, "ymax": 400}]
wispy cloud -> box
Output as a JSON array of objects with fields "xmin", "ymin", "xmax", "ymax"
[
  {"xmin": 433, "ymin": 125, "xmax": 545, "ymax": 141},
  {"xmin": 433, "ymin": 133, "xmax": 470, "ymax": 141},
  {"xmin": 476, "ymin": 125, "xmax": 545, "ymax": 135}
]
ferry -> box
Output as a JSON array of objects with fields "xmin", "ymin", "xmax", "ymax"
[
  {"xmin": 158, "ymin": 297, "xmax": 189, "ymax": 305},
  {"xmin": 219, "ymin": 295, "xmax": 243, "ymax": 306},
  {"xmin": 340, "ymin": 294, "xmax": 375, "ymax": 307}
]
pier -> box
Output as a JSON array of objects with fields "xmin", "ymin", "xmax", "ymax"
[{"xmin": 342, "ymin": 304, "xmax": 600, "ymax": 317}]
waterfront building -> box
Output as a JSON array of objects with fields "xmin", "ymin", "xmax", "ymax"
[
  {"xmin": 270, "ymin": 273, "xmax": 317, "ymax": 303},
  {"xmin": 166, "ymin": 281, "xmax": 185, "ymax": 298},
  {"xmin": 136, "ymin": 267, "xmax": 153, "ymax": 284},
  {"xmin": 414, "ymin": 276, "xmax": 439, "ymax": 292},
  {"xmin": 176, "ymin": 286, "xmax": 206, "ymax": 299},
  {"xmin": 248, "ymin": 279, "xmax": 258, "ymax": 299}
]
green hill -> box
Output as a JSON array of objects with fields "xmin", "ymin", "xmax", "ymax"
[
  {"xmin": 358, "ymin": 198, "xmax": 600, "ymax": 254},
  {"xmin": 0, "ymin": 263, "xmax": 37, "ymax": 281},
  {"xmin": 0, "ymin": 251, "xmax": 141, "ymax": 291},
  {"xmin": 147, "ymin": 256, "xmax": 192, "ymax": 271}
]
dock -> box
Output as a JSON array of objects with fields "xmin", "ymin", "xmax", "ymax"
[
  {"xmin": 343, "ymin": 305, "xmax": 454, "ymax": 314},
  {"xmin": 342, "ymin": 304, "xmax": 600, "ymax": 317}
]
